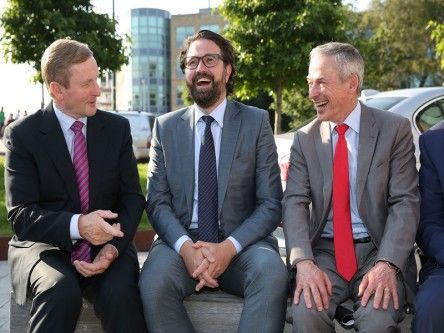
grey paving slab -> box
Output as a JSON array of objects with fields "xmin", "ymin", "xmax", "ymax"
[{"xmin": 0, "ymin": 261, "xmax": 9, "ymax": 333}]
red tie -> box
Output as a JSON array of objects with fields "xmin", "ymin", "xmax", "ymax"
[
  {"xmin": 70, "ymin": 121, "xmax": 91, "ymax": 263},
  {"xmin": 333, "ymin": 124, "xmax": 357, "ymax": 281}
]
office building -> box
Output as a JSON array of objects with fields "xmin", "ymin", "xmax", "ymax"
[{"xmin": 131, "ymin": 8, "xmax": 170, "ymax": 115}]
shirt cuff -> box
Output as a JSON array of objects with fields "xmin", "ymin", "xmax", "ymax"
[
  {"xmin": 227, "ymin": 236, "xmax": 242, "ymax": 254},
  {"xmin": 174, "ymin": 235, "xmax": 192, "ymax": 253},
  {"xmin": 70, "ymin": 214, "xmax": 82, "ymax": 240}
]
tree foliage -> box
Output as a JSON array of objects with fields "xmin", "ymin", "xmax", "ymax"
[
  {"xmin": 430, "ymin": 21, "xmax": 444, "ymax": 71},
  {"xmin": 0, "ymin": 0, "xmax": 129, "ymax": 82},
  {"xmin": 220, "ymin": 0, "xmax": 347, "ymax": 133},
  {"xmin": 349, "ymin": 0, "xmax": 444, "ymax": 90}
]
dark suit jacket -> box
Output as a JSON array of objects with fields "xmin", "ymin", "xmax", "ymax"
[
  {"xmin": 417, "ymin": 120, "xmax": 444, "ymax": 269},
  {"xmin": 283, "ymin": 103, "xmax": 419, "ymax": 288},
  {"xmin": 147, "ymin": 100, "xmax": 283, "ymax": 250},
  {"xmin": 4, "ymin": 103, "xmax": 145, "ymax": 304}
]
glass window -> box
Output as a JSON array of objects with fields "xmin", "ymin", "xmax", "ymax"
[
  {"xmin": 416, "ymin": 99, "xmax": 444, "ymax": 133},
  {"xmin": 363, "ymin": 97, "xmax": 406, "ymax": 111},
  {"xmin": 200, "ymin": 24, "xmax": 220, "ymax": 33},
  {"xmin": 176, "ymin": 26, "xmax": 195, "ymax": 47}
]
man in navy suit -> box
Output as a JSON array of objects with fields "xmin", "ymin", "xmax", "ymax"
[{"xmin": 413, "ymin": 119, "xmax": 444, "ymax": 333}]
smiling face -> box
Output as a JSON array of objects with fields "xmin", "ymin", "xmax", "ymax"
[
  {"xmin": 307, "ymin": 53, "xmax": 359, "ymax": 123},
  {"xmin": 50, "ymin": 56, "xmax": 100, "ymax": 119},
  {"xmin": 185, "ymin": 39, "xmax": 232, "ymax": 113}
]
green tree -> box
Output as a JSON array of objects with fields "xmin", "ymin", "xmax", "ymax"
[
  {"xmin": 350, "ymin": 0, "xmax": 444, "ymax": 90},
  {"xmin": 430, "ymin": 21, "xmax": 444, "ymax": 71},
  {"xmin": 220, "ymin": 0, "xmax": 347, "ymax": 133},
  {"xmin": 0, "ymin": 0, "xmax": 129, "ymax": 106},
  {"xmin": 276, "ymin": 87, "xmax": 314, "ymax": 130}
]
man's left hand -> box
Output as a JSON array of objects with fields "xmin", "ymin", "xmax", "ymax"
[
  {"xmin": 358, "ymin": 261, "xmax": 399, "ymax": 310},
  {"xmin": 73, "ymin": 244, "xmax": 118, "ymax": 277},
  {"xmin": 192, "ymin": 240, "xmax": 237, "ymax": 291}
]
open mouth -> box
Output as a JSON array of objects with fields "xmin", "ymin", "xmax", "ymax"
[
  {"xmin": 194, "ymin": 73, "xmax": 213, "ymax": 88},
  {"xmin": 196, "ymin": 78, "xmax": 212, "ymax": 87},
  {"xmin": 315, "ymin": 100, "xmax": 328, "ymax": 108}
]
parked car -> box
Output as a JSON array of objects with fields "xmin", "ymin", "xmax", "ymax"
[
  {"xmin": 276, "ymin": 87, "xmax": 444, "ymax": 189},
  {"xmin": 108, "ymin": 110, "xmax": 155, "ymax": 161},
  {"xmin": 362, "ymin": 87, "xmax": 444, "ymax": 167}
]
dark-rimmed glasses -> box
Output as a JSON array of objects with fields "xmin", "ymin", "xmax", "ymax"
[{"xmin": 184, "ymin": 54, "xmax": 222, "ymax": 70}]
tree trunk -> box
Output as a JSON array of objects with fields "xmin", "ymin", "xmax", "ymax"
[
  {"xmin": 274, "ymin": 83, "xmax": 282, "ymax": 134},
  {"xmin": 419, "ymin": 75, "xmax": 428, "ymax": 87}
]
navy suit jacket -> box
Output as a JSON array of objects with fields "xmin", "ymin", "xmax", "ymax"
[{"xmin": 417, "ymin": 120, "xmax": 444, "ymax": 268}]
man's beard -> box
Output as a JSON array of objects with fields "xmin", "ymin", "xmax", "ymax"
[{"xmin": 186, "ymin": 71, "xmax": 226, "ymax": 109}]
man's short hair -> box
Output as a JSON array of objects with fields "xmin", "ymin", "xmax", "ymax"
[
  {"xmin": 41, "ymin": 38, "xmax": 93, "ymax": 89},
  {"xmin": 310, "ymin": 42, "xmax": 364, "ymax": 93},
  {"xmin": 179, "ymin": 30, "xmax": 237, "ymax": 96}
]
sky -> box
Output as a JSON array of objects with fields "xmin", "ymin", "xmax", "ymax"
[{"xmin": 0, "ymin": 0, "xmax": 370, "ymax": 114}]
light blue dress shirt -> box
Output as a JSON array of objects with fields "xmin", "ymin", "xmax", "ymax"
[
  {"xmin": 321, "ymin": 102, "xmax": 369, "ymax": 239},
  {"xmin": 53, "ymin": 104, "xmax": 87, "ymax": 240}
]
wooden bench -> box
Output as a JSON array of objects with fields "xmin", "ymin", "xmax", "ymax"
[{"xmin": 10, "ymin": 290, "xmax": 292, "ymax": 333}]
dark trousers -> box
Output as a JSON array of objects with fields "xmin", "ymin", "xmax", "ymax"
[
  {"xmin": 413, "ymin": 263, "xmax": 444, "ymax": 333},
  {"xmin": 28, "ymin": 246, "xmax": 147, "ymax": 333}
]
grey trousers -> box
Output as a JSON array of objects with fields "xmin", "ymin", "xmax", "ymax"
[
  {"xmin": 291, "ymin": 239, "xmax": 405, "ymax": 333},
  {"xmin": 139, "ymin": 236, "xmax": 289, "ymax": 333}
]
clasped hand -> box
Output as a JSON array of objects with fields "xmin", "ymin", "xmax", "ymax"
[{"xmin": 180, "ymin": 240, "xmax": 236, "ymax": 292}]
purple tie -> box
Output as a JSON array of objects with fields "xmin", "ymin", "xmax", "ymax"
[{"xmin": 70, "ymin": 121, "xmax": 91, "ymax": 263}]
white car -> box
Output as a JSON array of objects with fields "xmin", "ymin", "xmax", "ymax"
[
  {"xmin": 276, "ymin": 87, "xmax": 444, "ymax": 188},
  {"xmin": 108, "ymin": 111, "xmax": 155, "ymax": 161},
  {"xmin": 363, "ymin": 87, "xmax": 444, "ymax": 167}
]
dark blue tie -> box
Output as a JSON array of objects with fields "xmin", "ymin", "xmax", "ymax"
[{"xmin": 198, "ymin": 116, "xmax": 219, "ymax": 242}]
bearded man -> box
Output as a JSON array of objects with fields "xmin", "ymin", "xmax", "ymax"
[{"xmin": 138, "ymin": 30, "xmax": 289, "ymax": 333}]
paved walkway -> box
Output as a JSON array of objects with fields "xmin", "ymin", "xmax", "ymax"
[{"xmin": 0, "ymin": 261, "xmax": 10, "ymax": 333}]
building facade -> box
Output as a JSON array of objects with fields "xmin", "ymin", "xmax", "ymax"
[
  {"xmin": 131, "ymin": 8, "xmax": 170, "ymax": 115},
  {"xmin": 170, "ymin": 8, "xmax": 225, "ymax": 111}
]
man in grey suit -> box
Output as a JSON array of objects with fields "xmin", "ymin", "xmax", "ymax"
[
  {"xmin": 138, "ymin": 30, "xmax": 288, "ymax": 332},
  {"xmin": 283, "ymin": 42, "xmax": 419, "ymax": 332}
]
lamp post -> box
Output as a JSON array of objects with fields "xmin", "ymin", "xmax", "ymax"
[
  {"xmin": 112, "ymin": 0, "xmax": 117, "ymax": 110},
  {"xmin": 141, "ymin": 79, "xmax": 146, "ymax": 112}
]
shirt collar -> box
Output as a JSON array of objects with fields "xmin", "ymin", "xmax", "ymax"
[
  {"xmin": 193, "ymin": 98, "xmax": 227, "ymax": 128},
  {"xmin": 53, "ymin": 102, "xmax": 87, "ymax": 133},
  {"xmin": 330, "ymin": 101, "xmax": 361, "ymax": 134}
]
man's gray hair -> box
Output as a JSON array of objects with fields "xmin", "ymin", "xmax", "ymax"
[{"xmin": 310, "ymin": 42, "xmax": 364, "ymax": 93}]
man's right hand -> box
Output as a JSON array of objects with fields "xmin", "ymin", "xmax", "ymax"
[
  {"xmin": 294, "ymin": 260, "xmax": 332, "ymax": 311},
  {"xmin": 179, "ymin": 240, "xmax": 218, "ymax": 290},
  {"xmin": 78, "ymin": 210, "xmax": 123, "ymax": 245}
]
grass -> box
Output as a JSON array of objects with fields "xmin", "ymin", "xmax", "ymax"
[{"xmin": 0, "ymin": 156, "xmax": 151, "ymax": 236}]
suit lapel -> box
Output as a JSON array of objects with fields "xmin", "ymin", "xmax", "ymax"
[
  {"xmin": 315, "ymin": 121, "xmax": 333, "ymax": 217},
  {"xmin": 218, "ymin": 101, "xmax": 241, "ymax": 213},
  {"xmin": 40, "ymin": 104, "xmax": 79, "ymax": 209},
  {"xmin": 357, "ymin": 104, "xmax": 378, "ymax": 206},
  {"xmin": 86, "ymin": 114, "xmax": 107, "ymax": 210},
  {"xmin": 178, "ymin": 107, "xmax": 195, "ymax": 215}
]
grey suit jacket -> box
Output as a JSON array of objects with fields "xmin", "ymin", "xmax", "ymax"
[
  {"xmin": 147, "ymin": 100, "xmax": 282, "ymax": 250},
  {"xmin": 283, "ymin": 103, "xmax": 419, "ymax": 277}
]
